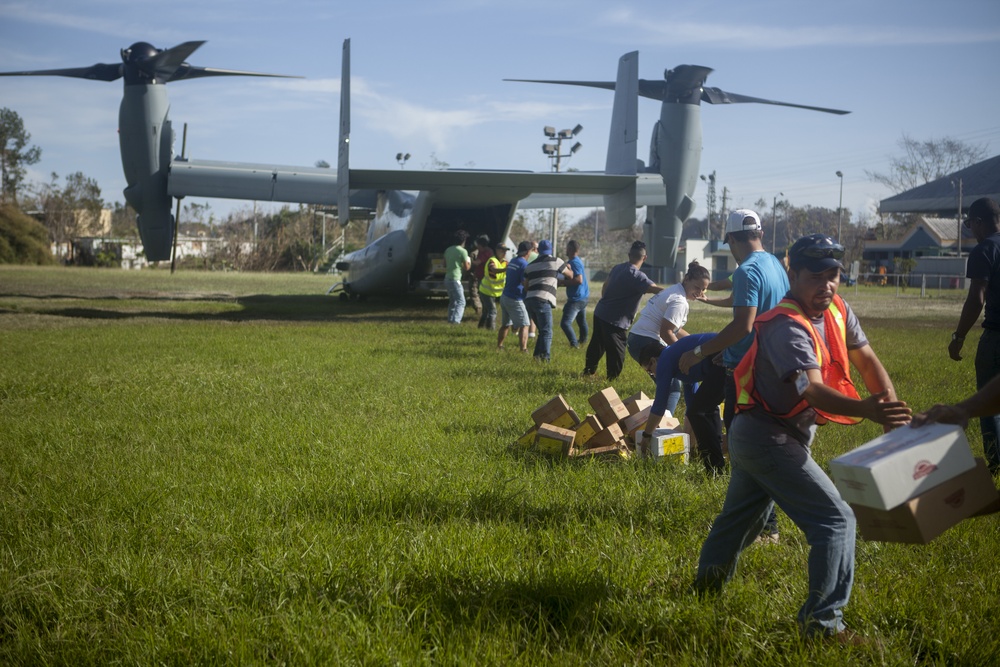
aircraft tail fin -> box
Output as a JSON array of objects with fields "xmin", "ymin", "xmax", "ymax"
[
  {"xmin": 603, "ymin": 51, "xmax": 638, "ymax": 231},
  {"xmin": 337, "ymin": 38, "xmax": 351, "ymax": 226}
]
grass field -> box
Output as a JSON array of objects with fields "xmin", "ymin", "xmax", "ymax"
[{"xmin": 1, "ymin": 265, "xmax": 997, "ymax": 665}]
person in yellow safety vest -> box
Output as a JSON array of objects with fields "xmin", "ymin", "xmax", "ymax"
[
  {"xmin": 478, "ymin": 243, "xmax": 508, "ymax": 330},
  {"xmin": 693, "ymin": 233, "xmax": 911, "ymax": 644}
]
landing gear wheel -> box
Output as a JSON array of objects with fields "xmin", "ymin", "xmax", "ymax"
[{"xmin": 339, "ymin": 292, "xmax": 349, "ymax": 302}]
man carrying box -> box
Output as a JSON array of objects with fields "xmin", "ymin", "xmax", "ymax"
[{"xmin": 692, "ymin": 234, "xmax": 911, "ymax": 643}]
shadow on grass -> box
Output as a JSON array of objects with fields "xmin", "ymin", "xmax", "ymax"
[{"xmin": 6, "ymin": 294, "xmax": 453, "ymax": 324}]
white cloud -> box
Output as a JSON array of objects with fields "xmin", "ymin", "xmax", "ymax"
[{"xmin": 600, "ymin": 10, "xmax": 1000, "ymax": 48}]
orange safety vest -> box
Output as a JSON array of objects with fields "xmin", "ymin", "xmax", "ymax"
[{"xmin": 733, "ymin": 294, "xmax": 861, "ymax": 426}]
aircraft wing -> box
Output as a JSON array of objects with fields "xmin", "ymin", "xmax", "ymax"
[
  {"xmin": 349, "ymin": 168, "xmax": 636, "ymax": 207},
  {"xmin": 169, "ymin": 158, "xmax": 341, "ymax": 205},
  {"xmin": 518, "ymin": 173, "xmax": 667, "ymax": 209},
  {"xmin": 169, "ymin": 159, "xmax": 639, "ymax": 209}
]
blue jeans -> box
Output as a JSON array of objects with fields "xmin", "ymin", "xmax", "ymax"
[
  {"xmin": 525, "ymin": 297, "xmax": 553, "ymax": 360},
  {"xmin": 975, "ymin": 328, "xmax": 1000, "ymax": 473},
  {"xmin": 560, "ymin": 299, "xmax": 589, "ymax": 347},
  {"xmin": 445, "ymin": 279, "xmax": 465, "ymax": 324},
  {"xmin": 694, "ymin": 414, "xmax": 855, "ymax": 637},
  {"xmin": 627, "ymin": 332, "xmax": 681, "ymax": 414}
]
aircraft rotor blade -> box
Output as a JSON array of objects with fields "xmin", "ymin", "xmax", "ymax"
[
  {"xmin": 144, "ymin": 40, "xmax": 206, "ymax": 82},
  {"xmin": 0, "ymin": 63, "xmax": 122, "ymax": 82},
  {"xmin": 166, "ymin": 66, "xmax": 303, "ymax": 82},
  {"xmin": 505, "ymin": 77, "xmax": 669, "ymax": 102},
  {"xmin": 504, "ymin": 78, "xmax": 615, "ymax": 91},
  {"xmin": 701, "ymin": 87, "xmax": 850, "ymax": 115},
  {"xmin": 115, "ymin": 41, "xmax": 300, "ymax": 83}
]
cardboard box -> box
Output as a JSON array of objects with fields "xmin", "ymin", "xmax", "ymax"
[
  {"xmin": 851, "ymin": 458, "xmax": 1000, "ymax": 543},
  {"xmin": 586, "ymin": 422, "xmax": 625, "ymax": 449},
  {"xmin": 515, "ymin": 425, "xmax": 538, "ymax": 448},
  {"xmin": 428, "ymin": 254, "xmax": 446, "ymax": 276},
  {"xmin": 571, "ymin": 441, "xmax": 629, "ymax": 460},
  {"xmin": 535, "ymin": 423, "xmax": 576, "ymax": 457},
  {"xmin": 620, "ymin": 407, "xmax": 680, "ymax": 441},
  {"xmin": 623, "ymin": 397, "xmax": 654, "ymax": 416},
  {"xmin": 830, "ymin": 423, "xmax": 976, "ymax": 510},
  {"xmin": 624, "ymin": 391, "xmax": 650, "ymax": 404},
  {"xmin": 572, "ymin": 414, "xmax": 604, "ymax": 448},
  {"xmin": 531, "ymin": 395, "xmax": 580, "ymax": 428},
  {"xmin": 651, "ymin": 429, "xmax": 690, "ymax": 463},
  {"xmin": 588, "ymin": 387, "xmax": 630, "ymax": 427}
]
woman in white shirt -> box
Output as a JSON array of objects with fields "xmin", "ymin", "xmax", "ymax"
[{"xmin": 626, "ymin": 261, "xmax": 711, "ymax": 413}]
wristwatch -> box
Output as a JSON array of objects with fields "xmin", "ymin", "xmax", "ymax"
[
  {"xmin": 693, "ymin": 345, "xmax": 704, "ymax": 359},
  {"xmin": 952, "ymin": 332, "xmax": 965, "ymax": 342}
]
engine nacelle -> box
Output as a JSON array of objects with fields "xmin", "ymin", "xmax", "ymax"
[{"xmin": 119, "ymin": 83, "xmax": 175, "ymax": 261}]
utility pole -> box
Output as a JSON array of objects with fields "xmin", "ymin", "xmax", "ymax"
[
  {"xmin": 700, "ymin": 171, "xmax": 717, "ymax": 240},
  {"xmin": 720, "ymin": 187, "xmax": 729, "ymax": 233},
  {"xmin": 771, "ymin": 193, "xmax": 784, "ymax": 254},
  {"xmin": 955, "ymin": 178, "xmax": 963, "ymax": 257}
]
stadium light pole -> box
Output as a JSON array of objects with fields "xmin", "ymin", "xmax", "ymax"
[
  {"xmin": 836, "ymin": 171, "xmax": 844, "ymax": 243},
  {"xmin": 771, "ymin": 192, "xmax": 784, "ymax": 254},
  {"xmin": 542, "ymin": 124, "xmax": 582, "ymax": 248}
]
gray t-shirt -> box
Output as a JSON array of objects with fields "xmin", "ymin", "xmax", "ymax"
[{"xmin": 740, "ymin": 298, "xmax": 867, "ymax": 443}]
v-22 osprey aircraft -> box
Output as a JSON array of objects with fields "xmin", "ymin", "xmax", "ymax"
[{"xmin": 0, "ymin": 39, "xmax": 848, "ymax": 296}]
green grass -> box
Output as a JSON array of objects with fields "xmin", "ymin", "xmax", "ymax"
[{"xmin": 0, "ymin": 265, "xmax": 997, "ymax": 665}]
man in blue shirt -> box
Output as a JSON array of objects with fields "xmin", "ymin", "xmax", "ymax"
[
  {"xmin": 497, "ymin": 241, "xmax": 532, "ymax": 352},
  {"xmin": 584, "ymin": 241, "xmax": 662, "ymax": 381},
  {"xmin": 948, "ymin": 197, "xmax": 1000, "ymax": 474},
  {"xmin": 559, "ymin": 239, "xmax": 590, "ymax": 348}
]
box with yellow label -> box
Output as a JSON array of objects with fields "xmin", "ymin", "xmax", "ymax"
[
  {"xmin": 572, "ymin": 414, "xmax": 604, "ymax": 448},
  {"xmin": 515, "ymin": 425, "xmax": 538, "ymax": 448},
  {"xmin": 650, "ymin": 429, "xmax": 690, "ymax": 463},
  {"xmin": 586, "ymin": 422, "xmax": 624, "ymax": 449},
  {"xmin": 535, "ymin": 423, "xmax": 576, "ymax": 457},
  {"xmin": 531, "ymin": 395, "xmax": 580, "ymax": 429}
]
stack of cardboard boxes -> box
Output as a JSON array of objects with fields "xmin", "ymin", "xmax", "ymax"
[
  {"xmin": 515, "ymin": 387, "xmax": 687, "ymax": 461},
  {"xmin": 831, "ymin": 422, "xmax": 1000, "ymax": 543}
]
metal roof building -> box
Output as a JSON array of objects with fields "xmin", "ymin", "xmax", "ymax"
[{"xmin": 879, "ymin": 154, "xmax": 1000, "ymax": 215}]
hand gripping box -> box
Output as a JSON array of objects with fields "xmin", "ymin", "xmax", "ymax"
[
  {"xmin": 620, "ymin": 406, "xmax": 680, "ymax": 441},
  {"xmin": 830, "ymin": 423, "xmax": 977, "ymax": 510},
  {"xmin": 851, "ymin": 458, "xmax": 1000, "ymax": 543}
]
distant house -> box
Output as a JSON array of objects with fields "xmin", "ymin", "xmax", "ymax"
[
  {"xmin": 870, "ymin": 154, "xmax": 1000, "ymax": 285},
  {"xmin": 862, "ymin": 216, "xmax": 975, "ymax": 269},
  {"xmin": 677, "ymin": 238, "xmax": 741, "ymax": 282}
]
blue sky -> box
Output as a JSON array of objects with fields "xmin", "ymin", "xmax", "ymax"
[{"xmin": 1, "ymin": 0, "xmax": 999, "ymax": 227}]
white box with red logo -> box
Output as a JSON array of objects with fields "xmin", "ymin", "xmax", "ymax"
[{"xmin": 829, "ymin": 423, "xmax": 977, "ymax": 510}]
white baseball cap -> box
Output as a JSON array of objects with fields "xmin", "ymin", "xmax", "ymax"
[{"xmin": 724, "ymin": 209, "xmax": 762, "ymax": 236}]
